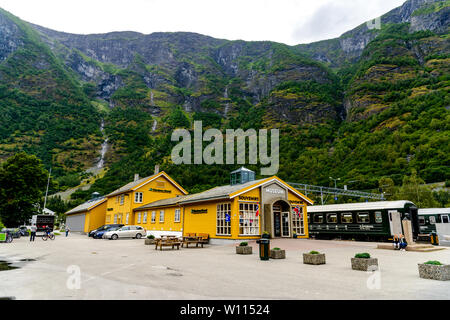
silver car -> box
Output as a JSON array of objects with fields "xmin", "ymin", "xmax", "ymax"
[{"xmin": 103, "ymin": 225, "xmax": 146, "ymax": 240}]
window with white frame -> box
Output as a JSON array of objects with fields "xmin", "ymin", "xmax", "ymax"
[
  {"xmin": 114, "ymin": 214, "xmax": 118, "ymax": 223},
  {"xmin": 120, "ymin": 195, "xmax": 124, "ymax": 205},
  {"xmin": 137, "ymin": 212, "xmax": 141, "ymax": 223},
  {"xmin": 216, "ymin": 203, "xmax": 231, "ymax": 235},
  {"xmin": 134, "ymin": 192, "xmax": 143, "ymax": 203},
  {"xmin": 239, "ymin": 203, "xmax": 259, "ymax": 235},
  {"xmin": 175, "ymin": 208, "xmax": 181, "ymax": 223},
  {"xmin": 143, "ymin": 212, "xmax": 148, "ymax": 223},
  {"xmin": 159, "ymin": 210, "xmax": 165, "ymax": 223},
  {"xmin": 125, "ymin": 213, "xmax": 129, "ymax": 224},
  {"xmin": 151, "ymin": 211, "xmax": 156, "ymax": 223},
  {"xmin": 292, "ymin": 206, "xmax": 305, "ymax": 235}
]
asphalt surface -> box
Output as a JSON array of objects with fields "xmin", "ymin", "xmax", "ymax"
[{"xmin": 0, "ymin": 233, "xmax": 449, "ymax": 300}]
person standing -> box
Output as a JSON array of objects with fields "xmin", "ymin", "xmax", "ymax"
[
  {"xmin": 65, "ymin": 226, "xmax": 70, "ymax": 237},
  {"xmin": 30, "ymin": 225, "xmax": 36, "ymax": 242}
]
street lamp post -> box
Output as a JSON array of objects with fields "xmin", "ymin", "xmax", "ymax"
[{"xmin": 329, "ymin": 176, "xmax": 341, "ymax": 201}]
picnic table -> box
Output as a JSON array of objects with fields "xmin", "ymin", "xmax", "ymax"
[
  {"xmin": 181, "ymin": 233, "xmax": 209, "ymax": 248},
  {"xmin": 155, "ymin": 235, "xmax": 181, "ymax": 250}
]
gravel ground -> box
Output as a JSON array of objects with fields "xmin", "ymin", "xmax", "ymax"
[{"xmin": 0, "ymin": 233, "xmax": 449, "ymax": 300}]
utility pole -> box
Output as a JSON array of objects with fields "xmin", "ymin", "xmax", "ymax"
[
  {"xmin": 43, "ymin": 167, "xmax": 51, "ymax": 213},
  {"xmin": 329, "ymin": 176, "xmax": 341, "ymax": 201}
]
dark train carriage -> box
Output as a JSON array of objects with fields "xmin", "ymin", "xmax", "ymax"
[
  {"xmin": 418, "ymin": 208, "xmax": 450, "ymax": 234},
  {"xmin": 307, "ymin": 201, "xmax": 418, "ymax": 241}
]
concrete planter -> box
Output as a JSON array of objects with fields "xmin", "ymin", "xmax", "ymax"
[
  {"xmin": 236, "ymin": 246, "xmax": 252, "ymax": 255},
  {"xmin": 145, "ymin": 238, "xmax": 155, "ymax": 245},
  {"xmin": 303, "ymin": 253, "xmax": 326, "ymax": 265},
  {"xmin": 418, "ymin": 263, "xmax": 450, "ymax": 281},
  {"xmin": 351, "ymin": 258, "xmax": 378, "ymax": 271},
  {"xmin": 270, "ymin": 249, "xmax": 286, "ymax": 259}
]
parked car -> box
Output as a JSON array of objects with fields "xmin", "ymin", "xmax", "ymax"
[
  {"xmin": 18, "ymin": 226, "xmax": 30, "ymax": 236},
  {"xmin": 93, "ymin": 226, "xmax": 121, "ymax": 239},
  {"xmin": 88, "ymin": 224, "xmax": 124, "ymax": 237},
  {"xmin": 103, "ymin": 225, "xmax": 146, "ymax": 240},
  {"xmin": 1, "ymin": 228, "xmax": 21, "ymax": 239}
]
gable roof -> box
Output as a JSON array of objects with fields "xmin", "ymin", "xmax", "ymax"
[
  {"xmin": 66, "ymin": 197, "xmax": 107, "ymax": 215},
  {"xmin": 106, "ymin": 171, "xmax": 187, "ymax": 197},
  {"xmin": 134, "ymin": 195, "xmax": 192, "ymax": 210}
]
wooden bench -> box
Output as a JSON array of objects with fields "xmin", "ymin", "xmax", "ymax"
[{"xmin": 155, "ymin": 237, "xmax": 181, "ymax": 250}]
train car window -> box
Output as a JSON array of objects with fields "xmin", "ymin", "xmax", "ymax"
[
  {"xmin": 341, "ymin": 213, "xmax": 353, "ymax": 223},
  {"xmin": 375, "ymin": 211, "xmax": 382, "ymax": 223},
  {"xmin": 429, "ymin": 216, "xmax": 436, "ymax": 224},
  {"xmin": 357, "ymin": 213, "xmax": 370, "ymax": 224},
  {"xmin": 442, "ymin": 215, "xmax": 449, "ymax": 223},
  {"xmin": 418, "ymin": 217, "xmax": 425, "ymax": 225},
  {"xmin": 327, "ymin": 214, "xmax": 337, "ymax": 223},
  {"xmin": 313, "ymin": 214, "xmax": 323, "ymax": 224}
]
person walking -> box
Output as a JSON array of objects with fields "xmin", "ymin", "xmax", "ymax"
[
  {"xmin": 30, "ymin": 225, "xmax": 36, "ymax": 242},
  {"xmin": 65, "ymin": 226, "xmax": 70, "ymax": 237}
]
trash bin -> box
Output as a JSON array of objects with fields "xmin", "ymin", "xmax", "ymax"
[
  {"xmin": 430, "ymin": 231, "xmax": 439, "ymax": 246},
  {"xmin": 256, "ymin": 238, "xmax": 270, "ymax": 260}
]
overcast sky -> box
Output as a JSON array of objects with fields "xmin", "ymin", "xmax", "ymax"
[{"xmin": 0, "ymin": 0, "xmax": 406, "ymax": 45}]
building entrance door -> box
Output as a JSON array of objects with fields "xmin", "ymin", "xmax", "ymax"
[
  {"xmin": 281, "ymin": 212, "xmax": 290, "ymax": 237},
  {"xmin": 274, "ymin": 212, "xmax": 281, "ymax": 237}
]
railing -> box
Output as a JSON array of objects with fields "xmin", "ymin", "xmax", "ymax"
[{"xmin": 287, "ymin": 182, "xmax": 385, "ymax": 204}]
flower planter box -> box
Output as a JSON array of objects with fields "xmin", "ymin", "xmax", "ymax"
[
  {"xmin": 303, "ymin": 253, "xmax": 326, "ymax": 265},
  {"xmin": 418, "ymin": 264, "xmax": 450, "ymax": 281},
  {"xmin": 145, "ymin": 239, "xmax": 155, "ymax": 245},
  {"xmin": 236, "ymin": 246, "xmax": 252, "ymax": 255},
  {"xmin": 270, "ymin": 249, "xmax": 286, "ymax": 259},
  {"xmin": 351, "ymin": 258, "xmax": 378, "ymax": 271}
]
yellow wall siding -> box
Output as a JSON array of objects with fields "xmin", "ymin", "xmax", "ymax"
[
  {"xmin": 183, "ymin": 201, "xmax": 230, "ymax": 239},
  {"xmin": 105, "ymin": 174, "xmax": 186, "ymax": 227},
  {"xmin": 136, "ymin": 206, "xmax": 183, "ymax": 233},
  {"xmin": 86, "ymin": 201, "xmax": 108, "ymax": 233},
  {"xmin": 234, "ymin": 188, "xmax": 262, "ymax": 239},
  {"xmin": 287, "ymin": 190, "xmax": 309, "ymax": 238}
]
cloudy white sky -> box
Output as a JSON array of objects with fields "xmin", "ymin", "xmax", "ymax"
[{"xmin": 0, "ymin": 0, "xmax": 406, "ymax": 45}]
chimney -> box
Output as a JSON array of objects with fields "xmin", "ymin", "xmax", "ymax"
[
  {"xmin": 134, "ymin": 173, "xmax": 140, "ymax": 182},
  {"xmin": 154, "ymin": 165, "xmax": 160, "ymax": 175}
]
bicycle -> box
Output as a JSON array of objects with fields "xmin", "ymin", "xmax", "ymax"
[{"xmin": 42, "ymin": 232, "xmax": 55, "ymax": 241}]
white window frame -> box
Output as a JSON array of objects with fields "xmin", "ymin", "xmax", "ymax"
[
  {"xmin": 134, "ymin": 192, "xmax": 143, "ymax": 203},
  {"xmin": 137, "ymin": 212, "xmax": 141, "ymax": 224},
  {"xmin": 114, "ymin": 214, "xmax": 118, "ymax": 224},
  {"xmin": 159, "ymin": 210, "xmax": 165, "ymax": 223},
  {"xmin": 174, "ymin": 208, "xmax": 181, "ymax": 223},
  {"xmin": 292, "ymin": 206, "xmax": 305, "ymax": 235},
  {"xmin": 120, "ymin": 194, "xmax": 124, "ymax": 205},
  {"xmin": 125, "ymin": 213, "xmax": 129, "ymax": 224},
  {"xmin": 216, "ymin": 203, "xmax": 231, "ymax": 236},
  {"xmin": 151, "ymin": 211, "xmax": 156, "ymax": 223},
  {"xmin": 143, "ymin": 211, "xmax": 148, "ymax": 224},
  {"xmin": 239, "ymin": 203, "xmax": 259, "ymax": 236}
]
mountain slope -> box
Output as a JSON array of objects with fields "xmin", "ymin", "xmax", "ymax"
[{"xmin": 0, "ymin": 0, "xmax": 448, "ymax": 199}]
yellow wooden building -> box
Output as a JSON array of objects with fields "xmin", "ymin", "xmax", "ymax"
[
  {"xmin": 104, "ymin": 171, "xmax": 188, "ymax": 227},
  {"xmin": 65, "ymin": 196, "xmax": 108, "ymax": 233},
  {"xmin": 134, "ymin": 167, "xmax": 313, "ymax": 241}
]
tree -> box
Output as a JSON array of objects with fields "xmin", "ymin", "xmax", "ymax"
[
  {"xmin": 0, "ymin": 152, "xmax": 49, "ymax": 226},
  {"xmin": 395, "ymin": 170, "xmax": 439, "ymax": 208},
  {"xmin": 168, "ymin": 106, "xmax": 190, "ymax": 129}
]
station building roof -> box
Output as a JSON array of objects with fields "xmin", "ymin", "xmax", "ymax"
[{"xmin": 66, "ymin": 197, "xmax": 107, "ymax": 215}]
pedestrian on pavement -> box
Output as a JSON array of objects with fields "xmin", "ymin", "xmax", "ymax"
[
  {"xmin": 30, "ymin": 225, "xmax": 36, "ymax": 242},
  {"xmin": 393, "ymin": 234, "xmax": 400, "ymax": 250},
  {"xmin": 399, "ymin": 234, "xmax": 408, "ymax": 251},
  {"xmin": 65, "ymin": 226, "xmax": 70, "ymax": 237}
]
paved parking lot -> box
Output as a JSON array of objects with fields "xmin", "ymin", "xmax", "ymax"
[{"xmin": 0, "ymin": 233, "xmax": 449, "ymax": 300}]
